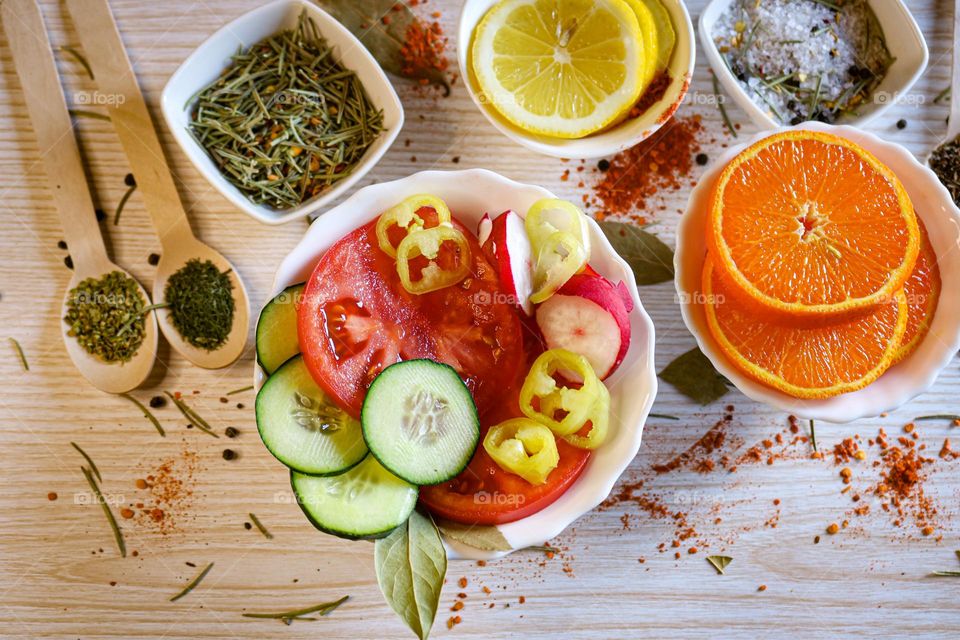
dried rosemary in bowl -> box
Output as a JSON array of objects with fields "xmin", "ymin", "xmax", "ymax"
[
  {"xmin": 63, "ymin": 271, "xmax": 148, "ymax": 363},
  {"xmin": 188, "ymin": 10, "xmax": 384, "ymax": 209},
  {"xmin": 163, "ymin": 259, "xmax": 235, "ymax": 351}
]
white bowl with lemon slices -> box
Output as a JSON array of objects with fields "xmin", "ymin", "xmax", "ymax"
[{"xmin": 458, "ymin": 0, "xmax": 694, "ymax": 158}]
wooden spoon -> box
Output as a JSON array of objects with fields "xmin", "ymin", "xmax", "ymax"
[
  {"xmin": 1, "ymin": 0, "xmax": 157, "ymax": 393},
  {"xmin": 65, "ymin": 0, "xmax": 250, "ymax": 369},
  {"xmin": 929, "ymin": 0, "xmax": 960, "ymax": 161}
]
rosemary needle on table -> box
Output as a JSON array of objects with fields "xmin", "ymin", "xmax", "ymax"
[
  {"xmin": 119, "ymin": 393, "xmax": 165, "ymax": 437},
  {"xmin": 79, "ymin": 465, "xmax": 125, "ymax": 558},
  {"xmin": 8, "ymin": 337, "xmax": 28, "ymax": 371},
  {"xmin": 242, "ymin": 595, "xmax": 349, "ymax": 621},
  {"xmin": 164, "ymin": 392, "xmax": 220, "ymax": 438},
  {"xmin": 71, "ymin": 442, "xmax": 101, "ymax": 482},
  {"xmin": 248, "ymin": 513, "xmax": 273, "ymax": 540},
  {"xmin": 170, "ymin": 562, "xmax": 215, "ymax": 602}
]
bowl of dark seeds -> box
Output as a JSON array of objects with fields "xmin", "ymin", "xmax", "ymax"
[{"xmin": 161, "ymin": 0, "xmax": 403, "ymax": 224}]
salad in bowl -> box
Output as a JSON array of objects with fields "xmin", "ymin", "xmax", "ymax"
[{"xmin": 253, "ymin": 169, "xmax": 655, "ymax": 635}]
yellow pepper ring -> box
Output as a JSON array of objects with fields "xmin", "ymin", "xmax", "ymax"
[
  {"xmin": 529, "ymin": 231, "xmax": 588, "ymax": 304},
  {"xmin": 376, "ymin": 194, "xmax": 452, "ymax": 257},
  {"xmin": 519, "ymin": 348, "xmax": 602, "ymax": 436},
  {"xmin": 561, "ymin": 382, "xmax": 610, "ymax": 450},
  {"xmin": 395, "ymin": 225, "xmax": 471, "ymax": 295},
  {"xmin": 525, "ymin": 198, "xmax": 589, "ymax": 253},
  {"xmin": 483, "ymin": 418, "xmax": 560, "ymax": 485}
]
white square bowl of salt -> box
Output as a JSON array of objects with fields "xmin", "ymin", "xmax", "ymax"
[{"xmin": 699, "ymin": 0, "xmax": 928, "ymax": 129}]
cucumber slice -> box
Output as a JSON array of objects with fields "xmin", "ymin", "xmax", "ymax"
[
  {"xmin": 361, "ymin": 359, "xmax": 480, "ymax": 485},
  {"xmin": 291, "ymin": 456, "xmax": 418, "ymax": 539},
  {"xmin": 256, "ymin": 355, "xmax": 368, "ymax": 476},
  {"xmin": 256, "ymin": 283, "xmax": 304, "ymax": 375}
]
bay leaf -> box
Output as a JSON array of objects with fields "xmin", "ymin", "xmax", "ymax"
[
  {"xmin": 435, "ymin": 518, "xmax": 512, "ymax": 551},
  {"xmin": 598, "ymin": 221, "xmax": 675, "ymax": 286},
  {"xmin": 659, "ymin": 347, "xmax": 729, "ymax": 405},
  {"xmin": 316, "ymin": 0, "xmax": 450, "ymax": 94},
  {"xmin": 374, "ymin": 510, "xmax": 446, "ymax": 640},
  {"xmin": 706, "ymin": 555, "xmax": 732, "ymax": 575}
]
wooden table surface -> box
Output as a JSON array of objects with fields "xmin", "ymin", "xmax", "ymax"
[{"xmin": 1, "ymin": 1, "xmax": 958, "ymax": 638}]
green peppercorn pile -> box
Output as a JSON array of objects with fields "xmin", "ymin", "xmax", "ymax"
[
  {"xmin": 164, "ymin": 259, "xmax": 235, "ymax": 351},
  {"xmin": 63, "ymin": 270, "xmax": 147, "ymax": 362}
]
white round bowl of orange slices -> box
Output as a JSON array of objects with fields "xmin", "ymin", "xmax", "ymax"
[{"xmin": 676, "ymin": 123, "xmax": 960, "ymax": 423}]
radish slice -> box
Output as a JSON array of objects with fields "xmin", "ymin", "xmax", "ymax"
[
  {"xmin": 536, "ymin": 274, "xmax": 632, "ymax": 378},
  {"xmin": 477, "ymin": 213, "xmax": 493, "ymax": 246},
  {"xmin": 481, "ymin": 210, "xmax": 534, "ymax": 316}
]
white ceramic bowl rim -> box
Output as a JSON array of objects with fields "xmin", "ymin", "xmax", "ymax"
[
  {"xmin": 675, "ymin": 122, "xmax": 960, "ymax": 423},
  {"xmin": 260, "ymin": 168, "xmax": 658, "ymax": 558},
  {"xmin": 159, "ymin": 0, "xmax": 404, "ymax": 225}
]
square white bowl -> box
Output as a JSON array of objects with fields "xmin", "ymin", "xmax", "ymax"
[
  {"xmin": 160, "ymin": 0, "xmax": 404, "ymax": 225},
  {"xmin": 698, "ymin": 0, "xmax": 929, "ymax": 130}
]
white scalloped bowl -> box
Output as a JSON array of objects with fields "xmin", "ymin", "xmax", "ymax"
[
  {"xmin": 457, "ymin": 0, "xmax": 696, "ymax": 159},
  {"xmin": 258, "ymin": 169, "xmax": 657, "ymax": 558},
  {"xmin": 676, "ymin": 123, "xmax": 960, "ymax": 423}
]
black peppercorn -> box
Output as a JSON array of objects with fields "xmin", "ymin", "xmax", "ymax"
[
  {"xmin": 225, "ymin": 427, "xmax": 239, "ymax": 438},
  {"xmin": 896, "ymin": 119, "xmax": 907, "ymax": 130},
  {"xmin": 149, "ymin": 396, "xmax": 166, "ymax": 409},
  {"xmin": 222, "ymin": 448, "xmax": 237, "ymax": 460},
  {"xmin": 148, "ymin": 253, "xmax": 161, "ymax": 266},
  {"xmin": 695, "ymin": 153, "xmax": 709, "ymax": 166},
  {"xmin": 597, "ymin": 159, "xmax": 610, "ymax": 171},
  {"xmin": 124, "ymin": 173, "xmax": 136, "ymax": 187}
]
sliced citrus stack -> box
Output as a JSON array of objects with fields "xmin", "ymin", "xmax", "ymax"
[
  {"xmin": 893, "ymin": 218, "xmax": 941, "ymax": 363},
  {"xmin": 471, "ymin": 0, "xmax": 647, "ymax": 138},
  {"xmin": 622, "ymin": 0, "xmax": 658, "ymax": 89},
  {"xmin": 636, "ymin": 0, "xmax": 675, "ymax": 73},
  {"xmin": 702, "ymin": 256, "xmax": 908, "ymax": 399},
  {"xmin": 708, "ymin": 130, "xmax": 919, "ymax": 318}
]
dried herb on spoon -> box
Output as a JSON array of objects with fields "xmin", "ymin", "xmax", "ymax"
[
  {"xmin": 163, "ymin": 259, "xmax": 234, "ymax": 351},
  {"xmin": 63, "ymin": 271, "xmax": 148, "ymax": 363}
]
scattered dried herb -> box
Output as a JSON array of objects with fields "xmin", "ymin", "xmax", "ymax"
[
  {"xmin": 227, "ymin": 385, "xmax": 253, "ymax": 396},
  {"xmin": 63, "ymin": 271, "xmax": 148, "ymax": 362},
  {"xmin": 170, "ymin": 562, "xmax": 214, "ymax": 602},
  {"xmin": 119, "ymin": 393, "xmax": 165, "ymax": 437},
  {"xmin": 914, "ymin": 414, "xmax": 960, "ymax": 422},
  {"xmin": 706, "ymin": 555, "xmax": 732, "ymax": 575},
  {"xmin": 59, "ymin": 45, "xmax": 94, "ymax": 80},
  {"xmin": 598, "ymin": 221, "xmax": 674, "ymax": 285},
  {"xmin": 933, "ymin": 86, "xmax": 951, "ymax": 104},
  {"xmin": 648, "ymin": 413, "xmax": 680, "ymax": 420},
  {"xmin": 659, "ymin": 348, "xmax": 729, "ymax": 405},
  {"xmin": 930, "ymin": 571, "xmax": 960, "ymax": 577},
  {"xmin": 71, "ymin": 441, "xmax": 101, "ymax": 482},
  {"xmin": 9, "ymin": 337, "xmax": 28, "ymax": 371},
  {"xmin": 712, "ymin": 72, "xmax": 737, "ymax": 137},
  {"xmin": 164, "ymin": 392, "xmax": 219, "ymax": 438},
  {"xmin": 809, "ymin": 419, "xmax": 818, "ymax": 453},
  {"xmin": 164, "ymin": 259, "xmax": 235, "ymax": 351},
  {"xmin": 242, "ymin": 595, "xmax": 348, "ymax": 622},
  {"xmin": 435, "ymin": 518, "xmax": 511, "ymax": 551},
  {"xmin": 524, "ymin": 545, "xmax": 560, "ymax": 554},
  {"xmin": 375, "ymin": 510, "xmax": 445, "ymax": 640},
  {"xmin": 189, "ymin": 11, "xmax": 384, "ymax": 209},
  {"xmin": 68, "ymin": 109, "xmax": 110, "ymax": 121},
  {"xmin": 317, "ymin": 0, "xmax": 449, "ymax": 93},
  {"xmin": 113, "ymin": 180, "xmax": 137, "ymax": 225},
  {"xmin": 79, "ymin": 465, "xmax": 125, "ymax": 557},
  {"xmin": 248, "ymin": 512, "xmax": 273, "ymax": 539}
]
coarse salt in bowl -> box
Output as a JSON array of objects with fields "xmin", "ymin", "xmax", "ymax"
[
  {"xmin": 675, "ymin": 122, "xmax": 960, "ymax": 423},
  {"xmin": 260, "ymin": 169, "xmax": 658, "ymax": 558},
  {"xmin": 699, "ymin": 0, "xmax": 928, "ymax": 130}
]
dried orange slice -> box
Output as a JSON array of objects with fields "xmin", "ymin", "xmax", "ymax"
[
  {"xmin": 702, "ymin": 255, "xmax": 908, "ymax": 399},
  {"xmin": 893, "ymin": 218, "xmax": 941, "ymax": 363},
  {"xmin": 708, "ymin": 130, "xmax": 919, "ymax": 318}
]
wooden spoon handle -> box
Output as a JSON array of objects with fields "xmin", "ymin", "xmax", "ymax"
[
  {"xmin": 1, "ymin": 0, "xmax": 107, "ymax": 272},
  {"xmin": 65, "ymin": 0, "xmax": 194, "ymax": 246}
]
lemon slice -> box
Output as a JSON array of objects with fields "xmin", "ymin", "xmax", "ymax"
[
  {"xmin": 638, "ymin": 0, "xmax": 675, "ymax": 72},
  {"xmin": 471, "ymin": 0, "xmax": 645, "ymax": 139},
  {"xmin": 622, "ymin": 0, "xmax": 658, "ymax": 89}
]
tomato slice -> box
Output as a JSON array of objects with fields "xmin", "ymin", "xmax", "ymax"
[
  {"xmin": 419, "ymin": 390, "xmax": 591, "ymax": 525},
  {"xmin": 298, "ymin": 218, "xmax": 525, "ymax": 419}
]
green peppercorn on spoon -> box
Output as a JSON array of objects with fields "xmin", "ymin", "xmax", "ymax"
[
  {"xmin": 65, "ymin": 0, "xmax": 250, "ymax": 369},
  {"xmin": 1, "ymin": 0, "xmax": 158, "ymax": 393}
]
